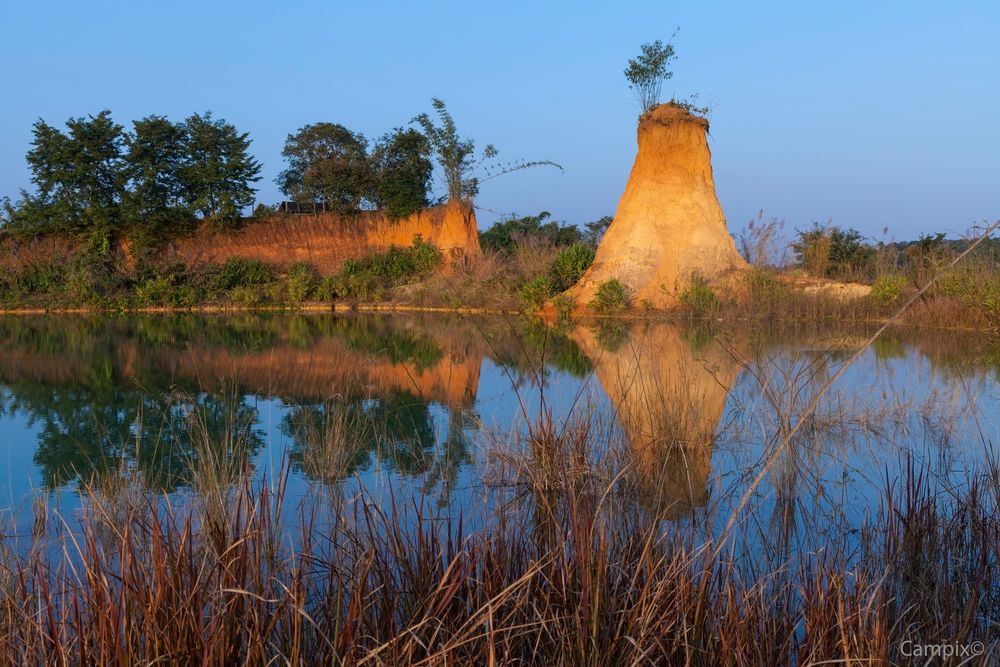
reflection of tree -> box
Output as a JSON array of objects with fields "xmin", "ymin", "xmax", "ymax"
[
  {"xmin": 282, "ymin": 391, "xmax": 474, "ymax": 488},
  {"xmin": 4, "ymin": 381, "xmax": 263, "ymax": 492}
]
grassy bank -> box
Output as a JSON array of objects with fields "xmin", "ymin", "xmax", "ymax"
[{"xmin": 2, "ymin": 217, "xmax": 999, "ymax": 331}]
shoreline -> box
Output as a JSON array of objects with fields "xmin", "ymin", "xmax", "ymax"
[{"xmin": 0, "ymin": 301, "xmax": 995, "ymax": 333}]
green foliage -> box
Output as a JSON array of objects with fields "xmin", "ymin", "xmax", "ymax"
[
  {"xmin": 582, "ymin": 215, "xmax": 612, "ymax": 249},
  {"xmin": 123, "ymin": 115, "xmax": 191, "ymax": 239},
  {"xmin": 413, "ymin": 98, "xmax": 560, "ymax": 202},
  {"xmin": 180, "ymin": 112, "xmax": 262, "ymax": 227},
  {"xmin": 520, "ymin": 276, "xmax": 554, "ymax": 310},
  {"xmin": 18, "ymin": 111, "xmax": 125, "ymax": 249},
  {"xmin": 318, "ymin": 240, "xmax": 443, "ymax": 301},
  {"xmin": 552, "ymin": 294, "xmax": 576, "ymax": 320},
  {"xmin": 479, "ymin": 212, "xmax": 582, "ymax": 253},
  {"xmin": 230, "ymin": 285, "xmax": 268, "ymax": 308},
  {"xmin": 625, "ymin": 39, "xmax": 676, "ymax": 114},
  {"xmin": 412, "ymin": 98, "xmax": 485, "ymax": 202},
  {"xmin": 5, "ymin": 110, "xmax": 261, "ymax": 240},
  {"xmin": 550, "ymin": 244, "xmax": 595, "ymax": 291},
  {"xmin": 678, "ymin": 273, "xmax": 717, "ymax": 316},
  {"xmin": 370, "ymin": 128, "xmax": 433, "ymax": 220},
  {"xmin": 277, "ymin": 123, "xmax": 370, "ymax": 213},
  {"xmin": 588, "ymin": 278, "xmax": 631, "ymax": 314},
  {"xmin": 792, "ymin": 224, "xmax": 874, "ymax": 279},
  {"xmin": 284, "ymin": 262, "xmax": 318, "ymax": 304},
  {"xmin": 205, "ymin": 257, "xmax": 275, "ymax": 292},
  {"xmin": 252, "ymin": 203, "xmax": 277, "ymax": 219},
  {"xmin": 870, "ymin": 274, "xmax": 908, "ymax": 308}
]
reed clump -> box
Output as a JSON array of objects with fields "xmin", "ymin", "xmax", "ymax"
[{"xmin": 0, "ymin": 409, "xmax": 997, "ymax": 665}]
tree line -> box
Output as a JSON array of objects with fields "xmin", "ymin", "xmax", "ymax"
[
  {"xmin": 1, "ymin": 99, "xmax": 560, "ymax": 253},
  {"xmin": 2, "ymin": 111, "xmax": 261, "ymax": 250}
]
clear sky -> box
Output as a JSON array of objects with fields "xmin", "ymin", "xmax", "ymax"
[{"xmin": 1, "ymin": 1, "xmax": 997, "ymax": 240}]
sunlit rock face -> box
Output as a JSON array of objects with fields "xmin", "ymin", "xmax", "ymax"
[
  {"xmin": 572, "ymin": 323, "xmax": 743, "ymax": 517},
  {"xmin": 565, "ymin": 103, "xmax": 747, "ymax": 310}
]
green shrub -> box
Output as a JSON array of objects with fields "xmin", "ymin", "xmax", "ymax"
[
  {"xmin": 284, "ymin": 262, "xmax": 318, "ymax": 303},
  {"xmin": 552, "ymin": 294, "xmax": 576, "ymax": 319},
  {"xmin": 870, "ymin": 274, "xmax": 908, "ymax": 308},
  {"xmin": 230, "ymin": 285, "xmax": 268, "ymax": 308},
  {"xmin": 208, "ymin": 257, "xmax": 275, "ymax": 291},
  {"xmin": 317, "ymin": 240, "xmax": 442, "ymax": 301},
  {"xmin": 588, "ymin": 278, "xmax": 631, "ymax": 314},
  {"xmin": 520, "ymin": 276, "xmax": 554, "ymax": 310},
  {"xmin": 135, "ymin": 277, "xmax": 171, "ymax": 306},
  {"xmin": 550, "ymin": 244, "xmax": 595, "ymax": 291},
  {"xmin": 678, "ymin": 273, "xmax": 717, "ymax": 316}
]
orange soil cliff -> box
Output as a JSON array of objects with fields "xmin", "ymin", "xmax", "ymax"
[
  {"xmin": 159, "ymin": 201, "xmax": 480, "ymax": 273},
  {"xmin": 565, "ymin": 104, "xmax": 748, "ymax": 310},
  {"xmin": 0, "ymin": 202, "xmax": 481, "ymax": 275}
]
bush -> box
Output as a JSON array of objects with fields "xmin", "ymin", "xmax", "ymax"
[
  {"xmin": 520, "ymin": 276, "xmax": 554, "ymax": 310},
  {"xmin": 479, "ymin": 212, "xmax": 581, "ymax": 253},
  {"xmin": 207, "ymin": 257, "xmax": 275, "ymax": 291},
  {"xmin": 744, "ymin": 268, "xmax": 790, "ymax": 305},
  {"xmin": 588, "ymin": 278, "xmax": 630, "ymax": 314},
  {"xmin": 552, "ymin": 294, "xmax": 575, "ymax": 319},
  {"xmin": 792, "ymin": 224, "xmax": 873, "ymax": 279},
  {"xmin": 230, "ymin": 285, "xmax": 268, "ymax": 308},
  {"xmin": 870, "ymin": 274, "xmax": 908, "ymax": 308},
  {"xmin": 135, "ymin": 277, "xmax": 171, "ymax": 306},
  {"xmin": 678, "ymin": 273, "xmax": 717, "ymax": 316},
  {"xmin": 317, "ymin": 240, "xmax": 443, "ymax": 301},
  {"xmin": 284, "ymin": 262, "xmax": 317, "ymax": 304},
  {"xmin": 550, "ymin": 244, "xmax": 595, "ymax": 291}
]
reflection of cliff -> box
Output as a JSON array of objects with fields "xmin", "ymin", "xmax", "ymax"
[
  {"xmin": 565, "ymin": 104, "xmax": 747, "ymax": 310},
  {"xmin": 0, "ymin": 315, "xmax": 483, "ymax": 409},
  {"xmin": 0, "ymin": 315, "xmax": 489, "ymax": 491},
  {"xmin": 572, "ymin": 323, "xmax": 742, "ymax": 517}
]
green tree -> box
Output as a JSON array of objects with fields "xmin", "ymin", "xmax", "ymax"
[
  {"xmin": 277, "ymin": 122, "xmax": 371, "ymax": 213},
  {"xmin": 582, "ymin": 214, "xmax": 613, "ymax": 249},
  {"xmin": 413, "ymin": 98, "xmax": 561, "ymax": 203},
  {"xmin": 624, "ymin": 39, "xmax": 676, "ymax": 114},
  {"xmin": 180, "ymin": 112, "xmax": 261, "ymax": 227},
  {"xmin": 479, "ymin": 211, "xmax": 582, "ymax": 253},
  {"xmin": 369, "ymin": 128, "xmax": 433, "ymax": 219},
  {"xmin": 20, "ymin": 111, "xmax": 127, "ymax": 250},
  {"xmin": 122, "ymin": 115, "xmax": 190, "ymax": 239}
]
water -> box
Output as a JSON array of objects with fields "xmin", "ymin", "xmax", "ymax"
[{"xmin": 0, "ymin": 313, "xmax": 997, "ymax": 548}]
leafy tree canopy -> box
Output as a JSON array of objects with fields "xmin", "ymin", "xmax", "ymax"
[
  {"xmin": 277, "ymin": 122, "xmax": 371, "ymax": 213},
  {"xmin": 479, "ymin": 211, "xmax": 582, "ymax": 253}
]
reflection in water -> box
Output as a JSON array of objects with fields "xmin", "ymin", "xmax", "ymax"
[
  {"xmin": 572, "ymin": 322, "xmax": 743, "ymax": 518},
  {"xmin": 0, "ymin": 313, "xmax": 997, "ymax": 532},
  {"xmin": 0, "ymin": 314, "xmax": 487, "ymax": 491}
]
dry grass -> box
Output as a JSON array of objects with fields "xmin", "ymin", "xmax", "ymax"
[{"xmin": 0, "ymin": 393, "xmax": 996, "ymax": 664}]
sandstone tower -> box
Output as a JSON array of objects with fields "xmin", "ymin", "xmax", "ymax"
[{"xmin": 565, "ymin": 103, "xmax": 747, "ymax": 310}]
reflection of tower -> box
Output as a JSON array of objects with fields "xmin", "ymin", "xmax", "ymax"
[{"xmin": 572, "ymin": 324, "xmax": 743, "ymax": 519}]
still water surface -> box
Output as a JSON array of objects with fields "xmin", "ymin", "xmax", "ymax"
[{"xmin": 0, "ymin": 313, "xmax": 997, "ymax": 545}]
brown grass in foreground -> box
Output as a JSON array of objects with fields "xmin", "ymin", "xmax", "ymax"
[{"xmin": 0, "ymin": 412, "xmax": 998, "ymax": 666}]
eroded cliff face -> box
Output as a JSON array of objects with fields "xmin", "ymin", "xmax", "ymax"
[
  {"xmin": 565, "ymin": 104, "xmax": 747, "ymax": 310},
  {"xmin": 160, "ymin": 201, "xmax": 480, "ymax": 274},
  {"xmin": 0, "ymin": 202, "xmax": 481, "ymax": 276},
  {"xmin": 572, "ymin": 323, "xmax": 743, "ymax": 517}
]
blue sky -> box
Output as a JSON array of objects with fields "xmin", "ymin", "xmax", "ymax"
[{"xmin": 1, "ymin": 1, "xmax": 997, "ymax": 239}]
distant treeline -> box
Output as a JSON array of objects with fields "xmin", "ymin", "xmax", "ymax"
[
  {"xmin": 0, "ymin": 100, "xmax": 562, "ymax": 256},
  {"xmin": 0, "ymin": 110, "xmax": 439, "ymax": 251}
]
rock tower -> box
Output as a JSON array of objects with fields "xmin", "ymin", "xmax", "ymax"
[{"xmin": 565, "ymin": 103, "xmax": 747, "ymax": 310}]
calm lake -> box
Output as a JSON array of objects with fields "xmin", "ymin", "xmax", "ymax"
[{"xmin": 1, "ymin": 313, "xmax": 998, "ymax": 549}]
